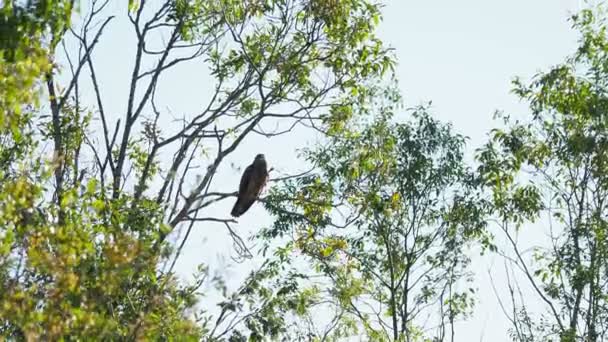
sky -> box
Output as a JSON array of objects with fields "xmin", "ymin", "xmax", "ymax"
[
  {"xmin": 64, "ymin": 0, "xmax": 590, "ymax": 340},
  {"xmin": 379, "ymin": 0, "xmax": 581, "ymax": 149}
]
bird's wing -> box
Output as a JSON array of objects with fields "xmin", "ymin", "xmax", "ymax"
[
  {"xmin": 238, "ymin": 165, "xmax": 254, "ymax": 195},
  {"xmin": 255, "ymin": 171, "xmax": 269, "ymax": 197},
  {"xmin": 247, "ymin": 177, "xmax": 262, "ymax": 198},
  {"xmin": 247, "ymin": 167, "xmax": 268, "ymax": 198},
  {"xmin": 232, "ymin": 162, "xmax": 268, "ymax": 217}
]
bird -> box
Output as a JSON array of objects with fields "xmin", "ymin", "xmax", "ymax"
[{"xmin": 231, "ymin": 154, "xmax": 269, "ymax": 217}]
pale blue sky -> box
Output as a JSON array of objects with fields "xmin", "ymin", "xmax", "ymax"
[
  {"xmin": 380, "ymin": 0, "xmax": 580, "ymax": 148},
  {"xmin": 64, "ymin": 0, "xmax": 589, "ymax": 340}
]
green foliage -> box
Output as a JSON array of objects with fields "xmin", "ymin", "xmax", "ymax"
[
  {"xmin": 0, "ymin": 0, "xmax": 395, "ymax": 339},
  {"xmin": 0, "ymin": 175, "xmax": 201, "ymax": 339},
  {"xmin": 173, "ymin": 0, "xmax": 394, "ymax": 135},
  {"xmin": 477, "ymin": 6, "xmax": 608, "ymax": 340},
  {"xmin": 260, "ymin": 104, "xmax": 489, "ymax": 340},
  {"xmin": 0, "ymin": 0, "xmax": 74, "ymax": 136},
  {"xmin": 0, "ymin": 105, "xmax": 201, "ymax": 338}
]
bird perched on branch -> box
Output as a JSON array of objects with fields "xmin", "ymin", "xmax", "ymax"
[{"xmin": 231, "ymin": 154, "xmax": 269, "ymax": 217}]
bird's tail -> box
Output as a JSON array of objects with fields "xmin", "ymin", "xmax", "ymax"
[{"xmin": 231, "ymin": 199, "xmax": 243, "ymax": 217}]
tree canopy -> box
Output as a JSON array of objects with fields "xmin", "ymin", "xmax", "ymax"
[{"xmin": 0, "ymin": 0, "xmax": 393, "ymax": 339}]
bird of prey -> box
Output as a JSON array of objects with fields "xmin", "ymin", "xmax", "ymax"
[{"xmin": 231, "ymin": 154, "xmax": 269, "ymax": 217}]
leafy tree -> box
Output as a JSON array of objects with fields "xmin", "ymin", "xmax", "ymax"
[
  {"xmin": 252, "ymin": 102, "xmax": 490, "ymax": 341},
  {"xmin": 0, "ymin": 0, "xmax": 73, "ymax": 137},
  {"xmin": 0, "ymin": 0, "xmax": 393, "ymax": 339},
  {"xmin": 477, "ymin": 6, "xmax": 608, "ymax": 341}
]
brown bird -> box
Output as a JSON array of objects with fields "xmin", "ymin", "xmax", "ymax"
[{"xmin": 231, "ymin": 154, "xmax": 269, "ymax": 217}]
